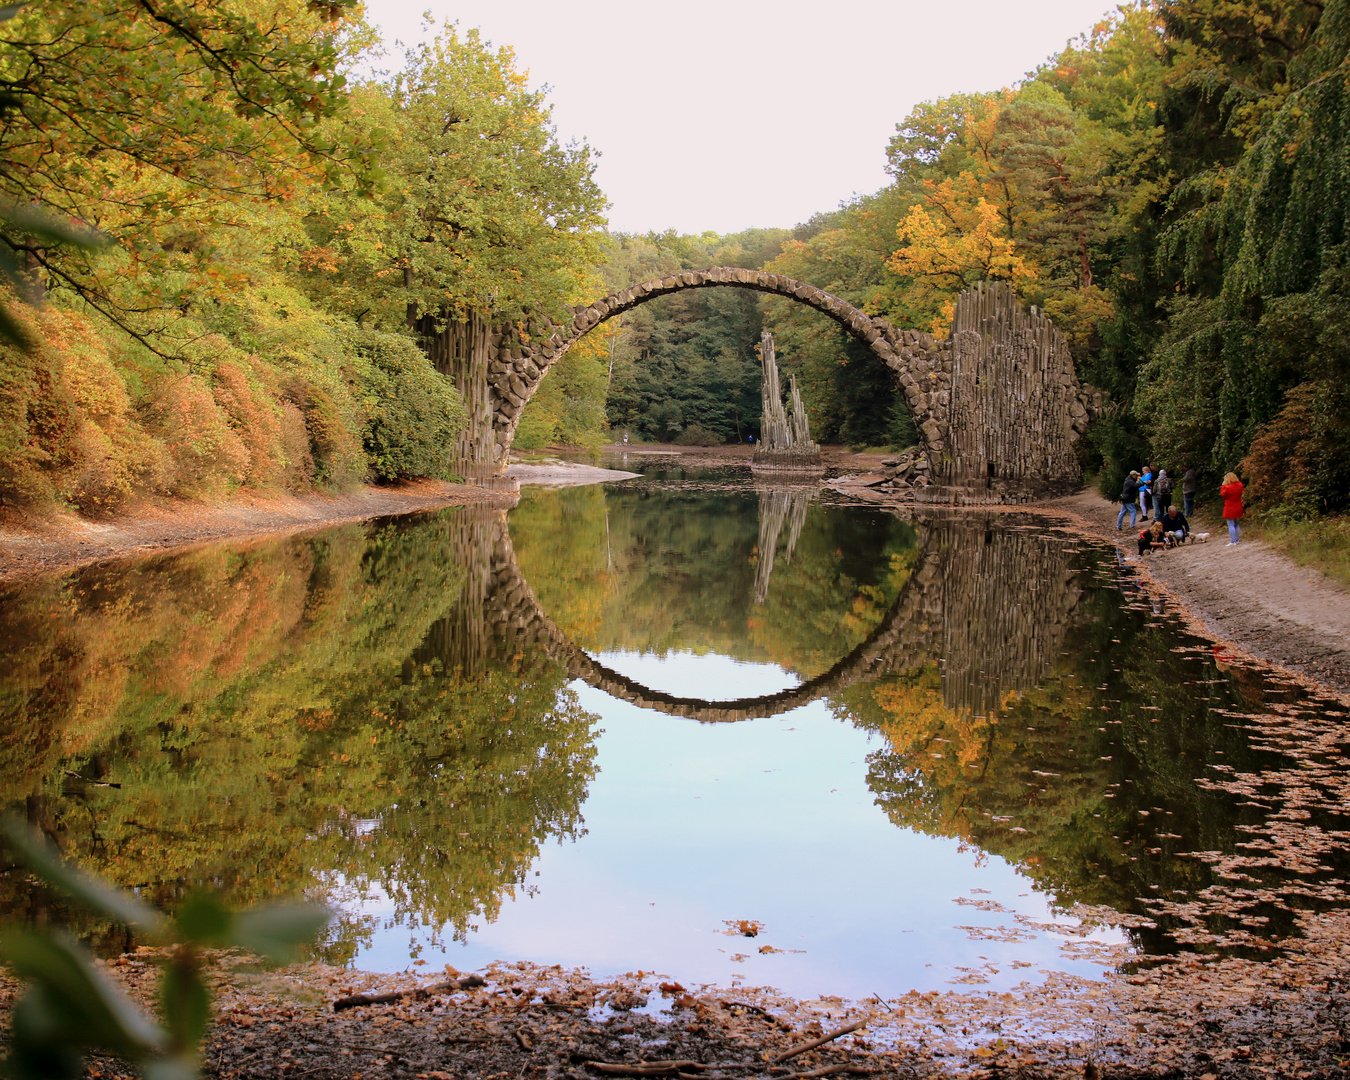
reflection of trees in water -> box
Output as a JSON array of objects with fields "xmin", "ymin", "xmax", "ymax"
[
  {"xmin": 3, "ymin": 498, "xmax": 1337, "ymax": 966},
  {"xmin": 0, "ymin": 510, "xmax": 598, "ymax": 959},
  {"xmin": 754, "ymin": 485, "xmax": 814, "ymax": 605},
  {"xmin": 841, "ymin": 525, "xmax": 1350, "ymax": 957}
]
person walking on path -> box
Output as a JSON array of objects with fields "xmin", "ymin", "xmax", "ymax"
[
  {"xmin": 1220, "ymin": 471, "xmax": 1245, "ymax": 546},
  {"xmin": 1182, "ymin": 465, "xmax": 1198, "ymax": 517},
  {"xmin": 1139, "ymin": 466, "xmax": 1154, "ymax": 519},
  {"xmin": 1155, "ymin": 468, "xmax": 1173, "ymax": 514},
  {"xmin": 1118, "ymin": 471, "xmax": 1141, "ymax": 530}
]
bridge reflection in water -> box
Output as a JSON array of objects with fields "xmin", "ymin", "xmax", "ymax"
[
  {"xmin": 1, "ymin": 489, "xmax": 1327, "ymax": 984},
  {"xmin": 414, "ymin": 501, "xmax": 1084, "ymax": 724}
]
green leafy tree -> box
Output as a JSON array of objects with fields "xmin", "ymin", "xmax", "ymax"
[
  {"xmin": 385, "ymin": 25, "xmax": 607, "ymax": 327},
  {"xmin": 0, "ymin": 0, "xmax": 375, "ymax": 348}
]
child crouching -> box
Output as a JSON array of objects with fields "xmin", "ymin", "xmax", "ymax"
[{"xmin": 1138, "ymin": 520, "xmax": 1166, "ymax": 556}]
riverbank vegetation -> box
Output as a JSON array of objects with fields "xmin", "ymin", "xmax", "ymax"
[{"xmin": 0, "ymin": 3, "xmax": 605, "ymax": 514}]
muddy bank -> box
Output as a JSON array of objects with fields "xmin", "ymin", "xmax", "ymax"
[
  {"xmin": 1046, "ymin": 489, "xmax": 1350, "ymax": 698},
  {"xmin": 21, "ymin": 915, "xmax": 1350, "ymax": 1080},
  {"xmin": 0, "ymin": 480, "xmax": 515, "ymax": 584}
]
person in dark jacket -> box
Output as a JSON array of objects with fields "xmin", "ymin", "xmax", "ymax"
[
  {"xmin": 1181, "ymin": 465, "xmax": 1198, "ymax": 517},
  {"xmin": 1159, "ymin": 505, "xmax": 1189, "ymax": 545},
  {"xmin": 1117, "ymin": 471, "xmax": 1141, "ymax": 529}
]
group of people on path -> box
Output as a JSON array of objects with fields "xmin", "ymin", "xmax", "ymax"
[{"xmin": 1117, "ymin": 464, "xmax": 1246, "ymax": 554}]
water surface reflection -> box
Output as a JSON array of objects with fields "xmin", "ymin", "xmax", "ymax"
[{"xmin": 0, "ymin": 478, "xmax": 1346, "ymax": 996}]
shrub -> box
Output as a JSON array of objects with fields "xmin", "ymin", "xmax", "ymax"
[
  {"xmin": 210, "ymin": 357, "xmax": 285, "ymax": 487},
  {"xmin": 146, "ymin": 374, "xmax": 250, "ymax": 498},
  {"xmin": 277, "ymin": 400, "xmax": 315, "ymax": 490},
  {"xmin": 0, "ymin": 307, "xmax": 165, "ymax": 511},
  {"xmin": 0, "ymin": 339, "xmax": 82, "ymax": 507},
  {"xmin": 1241, "ymin": 380, "xmax": 1350, "ymax": 517},
  {"xmin": 354, "ymin": 329, "xmax": 464, "ymax": 481},
  {"xmin": 673, "ymin": 423, "xmax": 720, "ymax": 446}
]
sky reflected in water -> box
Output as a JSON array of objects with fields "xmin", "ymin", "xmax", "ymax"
[{"xmin": 352, "ymin": 656, "xmax": 1124, "ymax": 995}]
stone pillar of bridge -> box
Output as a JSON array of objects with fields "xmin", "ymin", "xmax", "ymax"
[
  {"xmin": 919, "ymin": 282, "xmax": 1096, "ymax": 505},
  {"xmin": 414, "ymin": 311, "xmax": 510, "ymax": 481}
]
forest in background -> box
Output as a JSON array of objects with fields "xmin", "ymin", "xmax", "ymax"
[
  {"xmin": 0, "ymin": 0, "xmax": 1346, "ymax": 524},
  {"xmin": 546, "ymin": 0, "xmax": 1350, "ymax": 524}
]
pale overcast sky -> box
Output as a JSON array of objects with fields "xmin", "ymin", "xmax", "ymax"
[{"xmin": 366, "ymin": 0, "xmax": 1120, "ymax": 235}]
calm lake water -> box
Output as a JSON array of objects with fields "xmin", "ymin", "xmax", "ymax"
[{"xmin": 2, "ymin": 461, "xmax": 1348, "ymax": 999}]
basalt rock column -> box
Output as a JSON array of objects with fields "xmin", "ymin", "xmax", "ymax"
[
  {"xmin": 752, "ymin": 331, "xmax": 823, "ymax": 473},
  {"xmin": 414, "ymin": 311, "xmax": 503, "ymax": 481},
  {"xmin": 919, "ymin": 282, "xmax": 1094, "ymax": 505}
]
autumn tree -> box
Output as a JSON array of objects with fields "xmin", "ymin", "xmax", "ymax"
[{"xmin": 0, "ymin": 0, "xmax": 374, "ymax": 346}]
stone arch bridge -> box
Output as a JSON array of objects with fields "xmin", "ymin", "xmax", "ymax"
[
  {"xmin": 414, "ymin": 504, "xmax": 1087, "ymax": 722},
  {"xmin": 432, "ymin": 271, "xmax": 1103, "ymax": 504}
]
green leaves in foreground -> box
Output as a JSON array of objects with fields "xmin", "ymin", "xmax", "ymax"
[{"xmin": 0, "ymin": 819, "xmax": 331, "ymax": 1080}]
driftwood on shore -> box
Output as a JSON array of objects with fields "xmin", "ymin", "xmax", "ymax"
[
  {"xmin": 332, "ymin": 974, "xmax": 486, "ymax": 1011},
  {"xmin": 768, "ymin": 1021, "xmax": 868, "ymax": 1064}
]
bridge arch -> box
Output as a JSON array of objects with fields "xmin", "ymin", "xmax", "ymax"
[
  {"xmin": 459, "ymin": 273, "xmax": 1102, "ymax": 504},
  {"xmin": 483, "ymin": 267, "xmax": 946, "ymax": 470}
]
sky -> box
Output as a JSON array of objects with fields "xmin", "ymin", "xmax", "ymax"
[{"xmin": 366, "ymin": 0, "xmax": 1122, "ymax": 236}]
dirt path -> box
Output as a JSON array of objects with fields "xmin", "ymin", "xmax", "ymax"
[
  {"xmin": 1048, "ymin": 488, "xmax": 1350, "ymax": 696},
  {"xmin": 0, "ymin": 479, "xmax": 516, "ymax": 584}
]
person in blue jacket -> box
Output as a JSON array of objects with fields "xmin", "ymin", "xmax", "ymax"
[{"xmin": 1138, "ymin": 465, "xmax": 1154, "ymax": 520}]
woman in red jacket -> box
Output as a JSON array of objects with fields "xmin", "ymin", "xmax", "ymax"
[{"xmin": 1220, "ymin": 471, "xmax": 1245, "ymax": 546}]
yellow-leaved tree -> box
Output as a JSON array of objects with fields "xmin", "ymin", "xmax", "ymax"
[{"xmin": 885, "ymin": 92, "xmax": 1036, "ymax": 335}]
